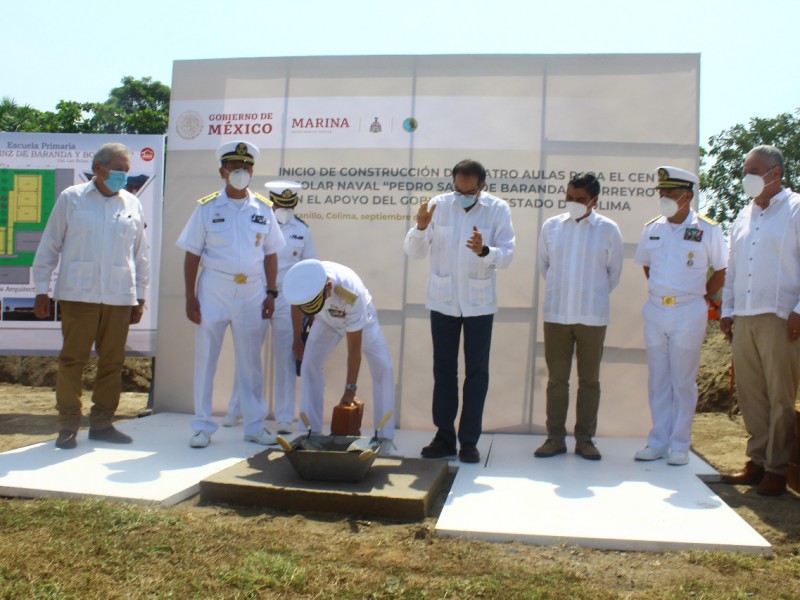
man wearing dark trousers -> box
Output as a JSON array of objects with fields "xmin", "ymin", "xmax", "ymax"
[{"xmin": 404, "ymin": 159, "xmax": 515, "ymax": 463}]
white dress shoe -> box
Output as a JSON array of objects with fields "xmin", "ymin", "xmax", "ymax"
[
  {"xmin": 222, "ymin": 414, "xmax": 241, "ymax": 427},
  {"xmin": 667, "ymin": 451, "xmax": 689, "ymax": 466},
  {"xmin": 634, "ymin": 446, "xmax": 667, "ymax": 461},
  {"xmin": 244, "ymin": 428, "xmax": 277, "ymax": 445},
  {"xmin": 190, "ymin": 431, "xmax": 211, "ymax": 448},
  {"xmin": 277, "ymin": 421, "xmax": 293, "ymax": 434},
  {"xmin": 378, "ymin": 439, "xmax": 402, "ymax": 457}
]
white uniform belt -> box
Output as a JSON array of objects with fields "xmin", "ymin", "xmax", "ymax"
[
  {"xmin": 649, "ymin": 293, "xmax": 703, "ymax": 307},
  {"xmin": 203, "ymin": 268, "xmax": 264, "ymax": 285}
]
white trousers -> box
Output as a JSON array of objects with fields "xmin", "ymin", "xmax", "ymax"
[
  {"xmin": 226, "ymin": 296, "xmax": 297, "ymax": 423},
  {"xmin": 299, "ymin": 318, "xmax": 395, "ymax": 438},
  {"xmin": 192, "ymin": 271, "xmax": 268, "ymax": 437},
  {"xmin": 642, "ymin": 297, "xmax": 707, "ymax": 453}
]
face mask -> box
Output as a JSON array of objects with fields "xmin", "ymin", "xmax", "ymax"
[
  {"xmin": 104, "ymin": 170, "xmax": 128, "ymax": 193},
  {"xmin": 742, "ymin": 169, "xmax": 775, "ymax": 198},
  {"xmin": 659, "ymin": 196, "xmax": 679, "ymax": 218},
  {"xmin": 227, "ymin": 168, "xmax": 251, "ymax": 191},
  {"xmin": 454, "ymin": 191, "xmax": 478, "ymax": 209},
  {"xmin": 274, "ymin": 207, "xmax": 294, "ymax": 225},
  {"xmin": 566, "ymin": 201, "xmax": 589, "ymax": 221}
]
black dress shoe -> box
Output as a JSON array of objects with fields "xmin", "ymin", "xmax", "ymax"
[
  {"xmin": 459, "ymin": 445, "xmax": 480, "ymax": 464},
  {"xmin": 55, "ymin": 430, "xmax": 78, "ymax": 449},
  {"xmin": 88, "ymin": 426, "xmax": 133, "ymax": 444},
  {"xmin": 421, "ymin": 436, "xmax": 457, "ymax": 459}
]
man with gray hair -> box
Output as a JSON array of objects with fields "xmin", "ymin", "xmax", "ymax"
[
  {"xmin": 33, "ymin": 142, "xmax": 150, "ymax": 449},
  {"xmin": 720, "ymin": 145, "xmax": 800, "ymax": 496}
]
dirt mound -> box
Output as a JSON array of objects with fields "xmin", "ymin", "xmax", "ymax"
[
  {"xmin": 697, "ymin": 321, "xmax": 734, "ymax": 412},
  {"xmin": 0, "ymin": 356, "xmax": 152, "ymax": 392}
]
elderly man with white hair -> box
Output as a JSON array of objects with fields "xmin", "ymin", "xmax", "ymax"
[
  {"xmin": 33, "ymin": 142, "xmax": 150, "ymax": 449},
  {"xmin": 719, "ymin": 145, "xmax": 800, "ymax": 496}
]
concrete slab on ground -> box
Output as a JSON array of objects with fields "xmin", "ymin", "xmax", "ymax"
[
  {"xmin": 0, "ymin": 413, "xmax": 772, "ymax": 554},
  {"xmin": 200, "ymin": 450, "xmax": 450, "ymax": 520},
  {"xmin": 435, "ymin": 434, "xmax": 771, "ymax": 555},
  {"xmin": 0, "ymin": 412, "xmax": 269, "ymax": 505}
]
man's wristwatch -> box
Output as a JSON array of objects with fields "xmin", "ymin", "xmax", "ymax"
[
  {"xmin": 345, "ymin": 383, "xmax": 357, "ymax": 393},
  {"xmin": 266, "ymin": 289, "xmax": 279, "ymax": 299},
  {"xmin": 479, "ymin": 245, "xmax": 490, "ymax": 257}
]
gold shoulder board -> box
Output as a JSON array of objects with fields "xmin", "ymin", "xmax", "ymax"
[
  {"xmin": 334, "ymin": 285, "xmax": 358, "ymax": 305},
  {"xmin": 254, "ymin": 192, "xmax": 274, "ymax": 207},
  {"xmin": 197, "ymin": 191, "xmax": 220, "ymax": 205},
  {"xmin": 644, "ymin": 215, "xmax": 661, "ymax": 226},
  {"xmin": 698, "ymin": 214, "xmax": 718, "ymax": 225}
]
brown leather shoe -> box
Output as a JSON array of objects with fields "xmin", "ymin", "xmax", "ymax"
[
  {"xmin": 756, "ymin": 472, "xmax": 787, "ymax": 496},
  {"xmin": 55, "ymin": 430, "xmax": 78, "ymax": 449},
  {"xmin": 534, "ymin": 439, "xmax": 567, "ymax": 458},
  {"xmin": 720, "ymin": 460, "xmax": 765, "ymax": 485},
  {"xmin": 575, "ymin": 440, "xmax": 602, "ymax": 461},
  {"xmin": 88, "ymin": 426, "xmax": 133, "ymax": 444}
]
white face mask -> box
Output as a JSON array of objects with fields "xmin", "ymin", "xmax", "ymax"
[
  {"xmin": 566, "ymin": 201, "xmax": 589, "ymax": 221},
  {"xmin": 274, "ymin": 207, "xmax": 294, "ymax": 225},
  {"xmin": 742, "ymin": 170, "xmax": 775, "ymax": 198},
  {"xmin": 659, "ymin": 196, "xmax": 680, "ymax": 218},
  {"xmin": 227, "ymin": 168, "xmax": 251, "ymax": 191}
]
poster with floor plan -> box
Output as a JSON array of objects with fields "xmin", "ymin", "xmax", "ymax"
[{"xmin": 0, "ymin": 133, "xmax": 164, "ymax": 355}]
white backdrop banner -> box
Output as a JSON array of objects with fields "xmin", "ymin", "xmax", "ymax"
[
  {"xmin": 157, "ymin": 54, "xmax": 700, "ymax": 437},
  {"xmin": 0, "ymin": 133, "xmax": 164, "ymax": 355}
]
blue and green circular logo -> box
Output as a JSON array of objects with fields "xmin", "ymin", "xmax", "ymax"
[{"xmin": 403, "ymin": 117, "xmax": 418, "ymax": 133}]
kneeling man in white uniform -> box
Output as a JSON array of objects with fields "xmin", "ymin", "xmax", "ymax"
[{"xmin": 283, "ymin": 259, "xmax": 399, "ymax": 456}]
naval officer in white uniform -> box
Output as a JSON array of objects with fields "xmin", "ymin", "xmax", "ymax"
[
  {"xmin": 177, "ymin": 141, "xmax": 286, "ymax": 448},
  {"xmin": 633, "ymin": 166, "xmax": 727, "ymax": 465},
  {"xmin": 223, "ymin": 180, "xmax": 317, "ymax": 433},
  {"xmin": 283, "ymin": 259, "xmax": 399, "ymax": 456}
]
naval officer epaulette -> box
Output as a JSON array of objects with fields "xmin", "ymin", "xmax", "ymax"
[
  {"xmin": 254, "ymin": 192, "xmax": 274, "ymax": 207},
  {"xmin": 644, "ymin": 215, "xmax": 661, "ymax": 226},
  {"xmin": 334, "ymin": 286, "xmax": 358, "ymax": 305},
  {"xmin": 698, "ymin": 213, "xmax": 718, "ymax": 225},
  {"xmin": 197, "ymin": 191, "xmax": 220, "ymax": 205}
]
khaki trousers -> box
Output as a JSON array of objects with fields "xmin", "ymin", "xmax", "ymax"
[
  {"xmin": 56, "ymin": 301, "xmax": 132, "ymax": 431},
  {"xmin": 543, "ymin": 322, "xmax": 607, "ymax": 443},
  {"xmin": 732, "ymin": 313, "xmax": 800, "ymax": 475}
]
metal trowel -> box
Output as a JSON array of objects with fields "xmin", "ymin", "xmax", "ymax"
[{"xmin": 347, "ymin": 410, "xmax": 393, "ymax": 458}]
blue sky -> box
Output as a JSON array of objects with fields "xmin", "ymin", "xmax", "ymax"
[{"xmin": 2, "ymin": 0, "xmax": 798, "ymax": 146}]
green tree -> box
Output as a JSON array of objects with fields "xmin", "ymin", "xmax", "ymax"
[
  {"xmin": 701, "ymin": 110, "xmax": 800, "ymax": 229},
  {"xmin": 0, "ymin": 77, "xmax": 170, "ymax": 135},
  {"xmin": 0, "ymin": 97, "xmax": 44, "ymax": 132},
  {"xmin": 89, "ymin": 76, "xmax": 171, "ymax": 134}
]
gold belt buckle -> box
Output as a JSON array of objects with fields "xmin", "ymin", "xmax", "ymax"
[
  {"xmin": 233, "ymin": 273, "xmax": 248, "ymax": 284},
  {"xmin": 662, "ymin": 295, "xmax": 676, "ymax": 307}
]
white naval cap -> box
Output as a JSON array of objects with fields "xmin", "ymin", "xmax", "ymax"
[
  {"xmin": 216, "ymin": 140, "xmax": 259, "ymax": 165},
  {"xmin": 655, "ymin": 166, "xmax": 699, "ymax": 189},
  {"xmin": 284, "ymin": 259, "xmax": 328, "ymax": 314},
  {"xmin": 265, "ymin": 180, "xmax": 302, "ymax": 208}
]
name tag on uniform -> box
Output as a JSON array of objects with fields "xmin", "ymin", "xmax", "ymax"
[
  {"xmin": 251, "ymin": 215, "xmax": 267, "ymax": 225},
  {"xmin": 683, "ymin": 228, "xmax": 703, "ymax": 242},
  {"xmin": 212, "ymin": 218, "xmax": 225, "ymax": 223},
  {"xmin": 649, "ymin": 236, "xmax": 660, "ymax": 240}
]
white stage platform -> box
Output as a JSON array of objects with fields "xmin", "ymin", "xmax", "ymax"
[
  {"xmin": 437, "ymin": 434, "xmax": 771, "ymax": 555},
  {"xmin": 0, "ymin": 413, "xmax": 771, "ymax": 554}
]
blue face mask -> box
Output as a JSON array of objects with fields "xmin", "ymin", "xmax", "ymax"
[
  {"xmin": 454, "ymin": 191, "xmax": 478, "ymax": 209},
  {"xmin": 104, "ymin": 170, "xmax": 128, "ymax": 193}
]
